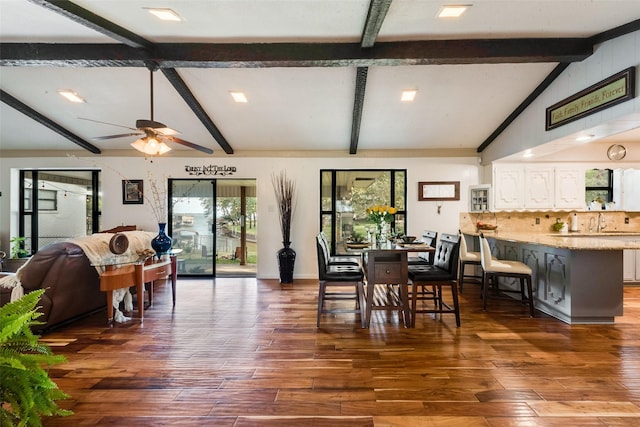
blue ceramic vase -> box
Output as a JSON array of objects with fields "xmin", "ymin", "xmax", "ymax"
[{"xmin": 151, "ymin": 223, "xmax": 172, "ymax": 257}]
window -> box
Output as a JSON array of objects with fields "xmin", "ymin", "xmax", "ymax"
[
  {"xmin": 19, "ymin": 170, "xmax": 101, "ymax": 252},
  {"xmin": 585, "ymin": 169, "xmax": 613, "ymax": 207},
  {"xmin": 24, "ymin": 189, "xmax": 57, "ymax": 211},
  {"xmin": 320, "ymin": 169, "xmax": 407, "ymax": 254}
]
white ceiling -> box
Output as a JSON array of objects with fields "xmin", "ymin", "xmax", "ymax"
[{"xmin": 2, "ymin": 0, "xmax": 640, "ymax": 158}]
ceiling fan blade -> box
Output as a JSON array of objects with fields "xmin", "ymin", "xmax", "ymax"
[
  {"xmin": 135, "ymin": 119, "xmax": 179, "ymax": 135},
  {"xmin": 155, "ymin": 127, "xmax": 180, "ymax": 136},
  {"xmin": 79, "ymin": 117, "xmax": 137, "ymax": 131},
  {"xmin": 93, "ymin": 132, "xmax": 144, "ymax": 140},
  {"xmin": 165, "ymin": 135, "xmax": 214, "ymax": 154}
]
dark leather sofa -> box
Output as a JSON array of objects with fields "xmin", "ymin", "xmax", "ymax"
[
  {"xmin": 0, "ymin": 241, "xmax": 105, "ymax": 332},
  {"xmin": 0, "ymin": 226, "xmax": 141, "ymax": 332}
]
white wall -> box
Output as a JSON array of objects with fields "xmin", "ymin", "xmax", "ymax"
[
  {"xmin": 482, "ymin": 30, "xmax": 640, "ymax": 164},
  {"xmin": 0, "ymin": 155, "xmax": 480, "ymax": 279}
]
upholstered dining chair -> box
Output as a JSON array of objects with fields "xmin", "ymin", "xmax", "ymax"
[
  {"xmin": 408, "ymin": 233, "xmax": 461, "ymax": 327},
  {"xmin": 478, "ymin": 233, "xmax": 535, "ymax": 317},
  {"xmin": 318, "ymin": 232, "xmax": 360, "ymax": 266},
  {"xmin": 316, "ymin": 237, "xmax": 365, "ymax": 327},
  {"xmin": 408, "ymin": 230, "xmax": 438, "ymax": 266}
]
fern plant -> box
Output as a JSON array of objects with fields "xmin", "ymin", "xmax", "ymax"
[{"xmin": 0, "ymin": 289, "xmax": 72, "ymax": 426}]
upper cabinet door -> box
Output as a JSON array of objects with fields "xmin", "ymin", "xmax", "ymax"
[
  {"xmin": 493, "ymin": 166, "xmax": 524, "ymax": 210},
  {"xmin": 524, "ymin": 167, "xmax": 554, "ymax": 209},
  {"xmin": 555, "ymin": 168, "xmax": 586, "ymax": 209}
]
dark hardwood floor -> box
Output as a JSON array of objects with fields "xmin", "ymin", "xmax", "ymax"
[{"xmin": 40, "ymin": 277, "xmax": 640, "ymax": 426}]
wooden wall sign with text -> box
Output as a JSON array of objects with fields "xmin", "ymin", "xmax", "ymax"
[
  {"xmin": 545, "ymin": 67, "xmax": 635, "ymax": 131},
  {"xmin": 184, "ymin": 165, "xmax": 237, "ymax": 176}
]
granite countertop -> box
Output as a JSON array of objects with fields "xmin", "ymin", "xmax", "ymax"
[{"xmin": 461, "ymin": 228, "xmax": 640, "ymax": 250}]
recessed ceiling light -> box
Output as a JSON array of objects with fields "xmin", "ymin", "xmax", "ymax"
[
  {"xmin": 145, "ymin": 8, "xmax": 182, "ymax": 21},
  {"xmin": 575, "ymin": 134, "xmax": 594, "ymax": 142},
  {"xmin": 230, "ymin": 91, "xmax": 248, "ymax": 103},
  {"xmin": 437, "ymin": 5, "xmax": 470, "ymax": 19},
  {"xmin": 58, "ymin": 90, "xmax": 85, "ymax": 103},
  {"xmin": 523, "ymin": 149, "xmax": 534, "ymax": 158},
  {"xmin": 401, "ymin": 90, "xmax": 417, "ymax": 102}
]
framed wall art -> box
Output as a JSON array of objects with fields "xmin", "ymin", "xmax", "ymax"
[
  {"xmin": 122, "ymin": 180, "xmax": 144, "ymax": 204},
  {"xmin": 418, "ymin": 181, "xmax": 460, "ymax": 201}
]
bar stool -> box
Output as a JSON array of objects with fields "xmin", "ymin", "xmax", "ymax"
[
  {"xmin": 458, "ymin": 230, "xmax": 482, "ymax": 293},
  {"xmin": 478, "ymin": 233, "xmax": 535, "ymax": 317}
]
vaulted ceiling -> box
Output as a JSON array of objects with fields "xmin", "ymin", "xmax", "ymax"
[{"xmin": 2, "ymin": 0, "xmax": 640, "ymax": 158}]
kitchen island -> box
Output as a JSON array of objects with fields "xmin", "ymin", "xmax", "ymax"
[{"xmin": 461, "ymin": 229, "xmax": 640, "ymax": 324}]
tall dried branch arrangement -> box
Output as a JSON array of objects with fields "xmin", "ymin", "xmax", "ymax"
[{"xmin": 272, "ymin": 171, "xmax": 296, "ymax": 245}]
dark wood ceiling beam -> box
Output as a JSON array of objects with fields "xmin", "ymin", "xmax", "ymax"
[
  {"xmin": 160, "ymin": 69, "xmax": 233, "ymax": 155},
  {"xmin": 28, "ymin": 0, "xmax": 153, "ymax": 49},
  {"xmin": 350, "ymin": 67, "xmax": 369, "ymax": 155},
  {"xmin": 589, "ymin": 18, "xmax": 640, "ymax": 46},
  {"xmin": 361, "ymin": 0, "xmax": 393, "ymax": 48},
  {"xmin": 0, "ymin": 89, "xmax": 101, "ymax": 154},
  {"xmin": 0, "ymin": 38, "xmax": 593, "ymax": 68}
]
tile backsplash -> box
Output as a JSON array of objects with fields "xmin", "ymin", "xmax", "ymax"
[{"xmin": 460, "ymin": 211, "xmax": 640, "ymax": 234}]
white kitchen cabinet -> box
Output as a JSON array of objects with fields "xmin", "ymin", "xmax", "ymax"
[
  {"xmin": 623, "ymin": 248, "xmax": 640, "ymax": 283},
  {"xmin": 620, "ymin": 168, "xmax": 640, "ymax": 211},
  {"xmin": 524, "ymin": 167, "xmax": 554, "ymax": 209},
  {"xmin": 493, "ymin": 166, "xmax": 524, "ymax": 210},
  {"xmin": 555, "ymin": 168, "xmax": 586, "ymax": 209},
  {"xmin": 493, "ymin": 165, "xmax": 586, "ymax": 211}
]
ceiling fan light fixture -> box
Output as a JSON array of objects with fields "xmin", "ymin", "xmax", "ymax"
[{"xmin": 131, "ymin": 137, "xmax": 172, "ymax": 155}]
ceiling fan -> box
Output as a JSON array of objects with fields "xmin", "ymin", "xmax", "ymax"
[{"xmin": 82, "ymin": 68, "xmax": 213, "ymax": 155}]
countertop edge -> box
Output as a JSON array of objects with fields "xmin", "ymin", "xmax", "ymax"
[{"xmin": 461, "ymin": 229, "xmax": 640, "ymax": 250}]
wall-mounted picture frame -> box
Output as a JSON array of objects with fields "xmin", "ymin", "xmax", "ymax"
[
  {"xmin": 122, "ymin": 180, "xmax": 144, "ymax": 204},
  {"xmin": 418, "ymin": 181, "xmax": 460, "ymax": 201}
]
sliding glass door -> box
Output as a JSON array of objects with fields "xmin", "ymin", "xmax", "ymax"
[{"xmin": 168, "ymin": 179, "xmax": 256, "ymax": 277}]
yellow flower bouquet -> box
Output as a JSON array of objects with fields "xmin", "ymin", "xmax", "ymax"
[{"xmin": 366, "ymin": 205, "xmax": 397, "ymax": 227}]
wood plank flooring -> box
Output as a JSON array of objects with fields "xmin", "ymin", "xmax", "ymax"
[{"xmin": 39, "ymin": 278, "xmax": 640, "ymax": 426}]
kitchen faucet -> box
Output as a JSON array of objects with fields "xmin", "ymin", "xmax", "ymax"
[{"xmin": 597, "ymin": 212, "xmax": 606, "ymax": 233}]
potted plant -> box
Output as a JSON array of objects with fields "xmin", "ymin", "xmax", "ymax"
[
  {"xmin": 271, "ymin": 171, "xmax": 296, "ymax": 284},
  {"xmin": 10, "ymin": 237, "xmax": 30, "ymax": 259},
  {"xmin": 5, "ymin": 237, "xmax": 31, "ymax": 272},
  {"xmin": 0, "ymin": 289, "xmax": 72, "ymax": 425}
]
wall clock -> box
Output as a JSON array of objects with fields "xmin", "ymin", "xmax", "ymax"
[{"xmin": 607, "ymin": 144, "xmax": 626, "ymax": 160}]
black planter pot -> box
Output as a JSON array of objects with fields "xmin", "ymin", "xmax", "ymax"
[{"xmin": 277, "ymin": 242, "xmax": 296, "ymax": 284}]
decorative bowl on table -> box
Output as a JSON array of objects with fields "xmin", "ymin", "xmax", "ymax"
[
  {"xmin": 345, "ymin": 241, "xmax": 371, "ymax": 249},
  {"xmin": 401, "ymin": 235, "xmax": 417, "ymax": 243}
]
